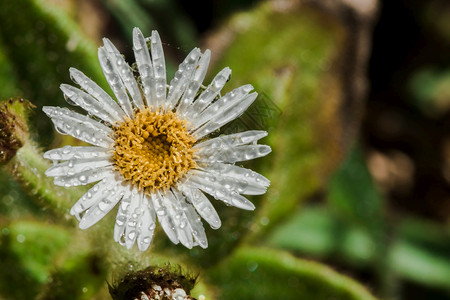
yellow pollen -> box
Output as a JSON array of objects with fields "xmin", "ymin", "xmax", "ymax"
[{"xmin": 112, "ymin": 108, "xmax": 197, "ymax": 193}]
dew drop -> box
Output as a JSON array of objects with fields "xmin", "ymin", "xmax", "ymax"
[
  {"xmin": 247, "ymin": 261, "xmax": 258, "ymax": 272},
  {"xmin": 64, "ymin": 94, "xmax": 77, "ymax": 106},
  {"xmin": 121, "ymin": 201, "xmax": 130, "ymax": 211},
  {"xmin": 79, "ymin": 175, "xmax": 87, "ymax": 183},
  {"xmin": 128, "ymin": 231, "xmax": 136, "ymax": 240},
  {"xmin": 98, "ymin": 200, "xmax": 110, "ymax": 212},
  {"xmin": 179, "ymin": 221, "xmax": 186, "ymax": 229},
  {"xmin": 16, "ymin": 234, "xmax": 26, "ymax": 243},
  {"xmin": 62, "ymin": 145, "xmax": 71, "ymax": 154},
  {"xmin": 119, "ymin": 233, "xmax": 126, "ymax": 245},
  {"xmin": 55, "ymin": 126, "xmax": 68, "ymax": 135}
]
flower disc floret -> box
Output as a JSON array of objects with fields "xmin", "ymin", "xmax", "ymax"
[{"xmin": 113, "ymin": 108, "xmax": 197, "ymax": 193}]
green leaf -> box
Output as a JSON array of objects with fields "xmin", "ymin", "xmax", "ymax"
[
  {"xmin": 207, "ymin": 246, "xmax": 378, "ymax": 300},
  {"xmin": 266, "ymin": 206, "xmax": 377, "ymax": 266},
  {"xmin": 100, "ymin": 0, "xmax": 197, "ymax": 74},
  {"xmin": 267, "ymin": 206, "xmax": 450, "ymax": 290},
  {"xmin": 37, "ymin": 249, "xmax": 109, "ymax": 300},
  {"xmin": 408, "ymin": 68, "xmax": 450, "ymax": 117},
  {"xmin": 389, "ymin": 217, "xmax": 450, "ymax": 289},
  {"xmin": 0, "ymin": 0, "xmax": 107, "ymax": 146},
  {"xmin": 328, "ymin": 146, "xmax": 385, "ymax": 236},
  {"xmin": 0, "ymin": 44, "xmax": 20, "ymax": 99},
  {"xmin": 0, "ymin": 220, "xmax": 72, "ymax": 298},
  {"xmin": 327, "ymin": 146, "xmax": 392, "ymax": 295}
]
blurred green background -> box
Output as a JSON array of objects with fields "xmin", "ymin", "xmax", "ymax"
[{"xmin": 0, "ymin": 0, "xmax": 449, "ymax": 299}]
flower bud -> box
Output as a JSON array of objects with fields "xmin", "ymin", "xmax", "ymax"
[
  {"xmin": 109, "ymin": 265, "xmax": 198, "ymax": 300},
  {"xmin": 0, "ymin": 98, "xmax": 32, "ymax": 164}
]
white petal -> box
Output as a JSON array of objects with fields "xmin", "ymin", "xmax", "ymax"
[
  {"xmin": 197, "ymin": 144, "xmax": 271, "ymax": 164},
  {"xmin": 53, "ymin": 165, "xmax": 113, "ymax": 187},
  {"xmin": 184, "ymin": 67, "xmax": 231, "ymax": 123},
  {"xmin": 114, "ymin": 186, "xmax": 133, "ymax": 244},
  {"xmin": 173, "ymin": 49, "xmax": 210, "ymax": 115},
  {"xmin": 45, "ymin": 157, "xmax": 113, "ymax": 177},
  {"xmin": 133, "ymin": 27, "xmax": 156, "ymax": 109},
  {"xmin": 98, "ymin": 47, "xmax": 134, "ymax": 117},
  {"xmin": 165, "ymin": 189, "xmax": 194, "ymax": 249},
  {"xmin": 136, "ymin": 195, "xmax": 156, "ymax": 251},
  {"xmin": 151, "ymin": 190, "xmax": 179, "ymax": 244},
  {"xmin": 166, "ymin": 48, "xmax": 201, "ymax": 110},
  {"xmin": 150, "ymin": 31, "xmax": 167, "ymax": 107},
  {"xmin": 183, "ymin": 204, "xmax": 208, "ymax": 248},
  {"xmin": 200, "ymin": 163, "xmax": 269, "ymax": 195},
  {"xmin": 78, "ymin": 181, "xmax": 127, "ymax": 229},
  {"xmin": 60, "ymin": 84, "xmax": 120, "ymax": 124},
  {"xmin": 191, "ymin": 84, "xmax": 253, "ymax": 129},
  {"xmin": 172, "ymin": 188, "xmax": 208, "ymax": 248},
  {"xmin": 43, "ymin": 106, "xmax": 114, "ymax": 148},
  {"xmin": 69, "ymin": 67, "xmax": 125, "ymax": 122},
  {"xmin": 193, "ymin": 130, "xmax": 267, "ymax": 152},
  {"xmin": 124, "ymin": 190, "xmax": 142, "ymax": 249},
  {"xmin": 178, "ymin": 184, "xmax": 221, "ymax": 229},
  {"xmin": 103, "ymin": 38, "xmax": 145, "ymax": 110},
  {"xmin": 188, "ymin": 171, "xmax": 256, "ymax": 210},
  {"xmin": 194, "ymin": 130, "xmax": 271, "ymax": 163},
  {"xmin": 183, "ymin": 203, "xmax": 208, "ymax": 248},
  {"xmin": 44, "ymin": 145, "xmax": 111, "ymax": 161},
  {"xmin": 192, "ymin": 92, "xmax": 258, "ymax": 139},
  {"xmin": 70, "ymin": 174, "xmax": 117, "ymax": 220}
]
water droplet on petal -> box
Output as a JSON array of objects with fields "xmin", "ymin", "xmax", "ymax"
[{"xmin": 128, "ymin": 231, "xmax": 136, "ymax": 240}]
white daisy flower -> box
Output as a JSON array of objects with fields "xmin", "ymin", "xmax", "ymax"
[{"xmin": 43, "ymin": 28, "xmax": 271, "ymax": 251}]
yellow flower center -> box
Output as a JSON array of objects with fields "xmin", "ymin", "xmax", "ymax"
[{"xmin": 112, "ymin": 108, "xmax": 197, "ymax": 193}]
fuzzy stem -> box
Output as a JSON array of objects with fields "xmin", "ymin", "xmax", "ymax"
[{"xmin": 7, "ymin": 141, "xmax": 85, "ymax": 221}]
